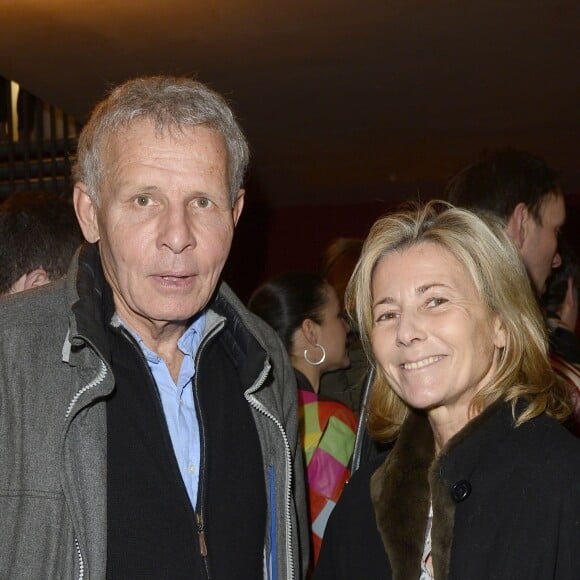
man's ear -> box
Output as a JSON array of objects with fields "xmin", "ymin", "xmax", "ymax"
[
  {"xmin": 505, "ymin": 202, "xmax": 530, "ymax": 250},
  {"xmin": 8, "ymin": 268, "xmax": 50, "ymax": 294},
  {"xmin": 24, "ymin": 268, "xmax": 50, "ymax": 290},
  {"xmin": 73, "ymin": 183, "xmax": 100, "ymax": 243},
  {"xmin": 232, "ymin": 189, "xmax": 245, "ymax": 226}
]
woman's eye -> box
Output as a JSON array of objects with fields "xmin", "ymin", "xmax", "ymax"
[
  {"xmin": 376, "ymin": 311, "xmax": 397, "ymax": 323},
  {"xmin": 427, "ymin": 297, "xmax": 447, "ymax": 308}
]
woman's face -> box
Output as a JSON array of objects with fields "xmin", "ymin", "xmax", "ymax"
[
  {"xmin": 317, "ymin": 284, "xmax": 351, "ymax": 372},
  {"xmin": 370, "ymin": 242, "xmax": 505, "ymax": 429}
]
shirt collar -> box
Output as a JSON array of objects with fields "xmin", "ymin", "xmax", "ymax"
[{"xmin": 111, "ymin": 311, "xmax": 207, "ymax": 364}]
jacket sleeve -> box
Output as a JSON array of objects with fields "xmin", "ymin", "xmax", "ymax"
[{"xmin": 555, "ymin": 480, "xmax": 580, "ymax": 578}]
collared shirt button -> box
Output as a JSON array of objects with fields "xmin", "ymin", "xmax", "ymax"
[{"xmin": 188, "ymin": 463, "xmax": 196, "ymax": 473}]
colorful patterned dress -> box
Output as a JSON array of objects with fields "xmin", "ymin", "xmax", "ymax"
[{"xmin": 295, "ymin": 370, "xmax": 357, "ymax": 566}]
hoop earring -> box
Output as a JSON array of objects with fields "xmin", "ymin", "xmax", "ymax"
[{"xmin": 304, "ymin": 343, "xmax": 326, "ymax": 366}]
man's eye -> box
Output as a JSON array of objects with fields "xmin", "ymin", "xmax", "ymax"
[
  {"xmin": 195, "ymin": 198, "xmax": 212, "ymax": 209},
  {"xmin": 135, "ymin": 196, "xmax": 150, "ymax": 207}
]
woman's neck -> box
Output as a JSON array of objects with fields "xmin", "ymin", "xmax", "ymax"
[{"xmin": 292, "ymin": 357, "xmax": 321, "ymax": 393}]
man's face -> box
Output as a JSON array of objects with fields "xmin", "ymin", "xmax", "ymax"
[
  {"xmin": 74, "ymin": 119, "xmax": 244, "ymax": 340},
  {"xmin": 519, "ymin": 193, "xmax": 565, "ymax": 296}
]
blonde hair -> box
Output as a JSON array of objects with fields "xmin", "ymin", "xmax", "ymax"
[{"xmin": 347, "ymin": 200, "xmax": 570, "ymax": 441}]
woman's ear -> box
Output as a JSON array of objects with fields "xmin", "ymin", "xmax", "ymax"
[
  {"xmin": 493, "ymin": 316, "xmax": 507, "ymax": 350},
  {"xmin": 300, "ymin": 318, "xmax": 320, "ymax": 345}
]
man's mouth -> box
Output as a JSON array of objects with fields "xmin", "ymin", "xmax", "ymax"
[
  {"xmin": 160, "ymin": 275, "xmax": 190, "ymax": 281},
  {"xmin": 154, "ymin": 273, "xmax": 196, "ymax": 288}
]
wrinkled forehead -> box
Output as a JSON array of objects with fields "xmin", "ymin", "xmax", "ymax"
[
  {"xmin": 371, "ymin": 240, "xmax": 488, "ymax": 301},
  {"xmin": 99, "ymin": 119, "xmax": 229, "ymax": 181}
]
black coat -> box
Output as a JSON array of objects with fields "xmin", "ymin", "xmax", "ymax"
[{"xmin": 314, "ymin": 402, "xmax": 580, "ymax": 579}]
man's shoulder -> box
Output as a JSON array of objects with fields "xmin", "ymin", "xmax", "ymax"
[
  {"xmin": 0, "ymin": 279, "xmax": 68, "ymax": 332},
  {"xmin": 215, "ymin": 282, "xmax": 285, "ymax": 352}
]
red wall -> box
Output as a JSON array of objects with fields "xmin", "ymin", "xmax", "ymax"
[{"xmin": 225, "ymin": 190, "xmax": 580, "ymax": 304}]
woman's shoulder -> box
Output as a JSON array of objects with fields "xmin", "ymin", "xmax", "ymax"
[
  {"xmin": 313, "ymin": 453, "xmax": 391, "ymax": 579},
  {"xmin": 510, "ymin": 410, "xmax": 580, "ymax": 479},
  {"xmin": 331, "ymin": 453, "xmax": 388, "ymax": 519}
]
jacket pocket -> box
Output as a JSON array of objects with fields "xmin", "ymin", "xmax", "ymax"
[{"xmin": 0, "ymin": 490, "xmax": 77, "ymax": 578}]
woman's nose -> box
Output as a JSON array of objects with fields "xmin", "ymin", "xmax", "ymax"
[{"xmin": 395, "ymin": 312, "xmax": 426, "ymax": 346}]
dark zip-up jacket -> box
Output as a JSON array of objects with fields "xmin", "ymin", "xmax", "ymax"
[{"xmin": 0, "ymin": 244, "xmax": 308, "ymax": 579}]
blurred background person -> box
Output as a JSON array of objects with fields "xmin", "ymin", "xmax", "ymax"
[
  {"xmin": 542, "ymin": 238, "xmax": 580, "ymax": 360},
  {"xmin": 446, "ymin": 147, "xmax": 565, "ymax": 299},
  {"xmin": 249, "ymin": 272, "xmax": 357, "ymax": 569},
  {"xmin": 0, "ymin": 189, "xmax": 82, "ymax": 295},
  {"xmin": 542, "ymin": 238, "xmax": 580, "ymax": 434},
  {"xmin": 319, "ymin": 237, "xmax": 367, "ymax": 414},
  {"xmin": 315, "ymin": 202, "xmax": 580, "ymax": 579}
]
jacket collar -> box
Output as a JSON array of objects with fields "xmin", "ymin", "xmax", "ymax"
[
  {"xmin": 66, "ymin": 243, "xmax": 269, "ymax": 392},
  {"xmin": 370, "ymin": 401, "xmax": 517, "ymax": 579},
  {"xmin": 67, "ymin": 243, "xmax": 115, "ymax": 363}
]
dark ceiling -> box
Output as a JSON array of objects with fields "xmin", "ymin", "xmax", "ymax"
[{"xmin": 0, "ymin": 0, "xmax": 578, "ymax": 207}]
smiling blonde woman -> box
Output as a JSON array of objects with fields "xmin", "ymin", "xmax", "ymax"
[{"xmin": 314, "ymin": 200, "xmax": 580, "ymax": 580}]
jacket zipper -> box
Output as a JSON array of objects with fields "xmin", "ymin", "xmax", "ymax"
[
  {"xmin": 118, "ymin": 325, "xmax": 215, "ymax": 579},
  {"xmin": 74, "ymin": 537, "xmax": 85, "ymax": 580},
  {"xmin": 65, "ymin": 358, "xmax": 108, "ymax": 419},
  {"xmin": 245, "ymin": 363, "xmax": 295, "ymax": 580},
  {"xmin": 197, "ymin": 512, "xmax": 208, "ymax": 556},
  {"xmin": 64, "ymin": 354, "xmax": 109, "ymax": 579},
  {"xmin": 192, "ymin": 324, "xmax": 223, "ymax": 580}
]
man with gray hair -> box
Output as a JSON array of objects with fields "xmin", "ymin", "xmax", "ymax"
[{"xmin": 0, "ymin": 76, "xmax": 307, "ymax": 579}]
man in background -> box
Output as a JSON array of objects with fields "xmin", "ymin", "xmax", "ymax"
[
  {"xmin": 446, "ymin": 148, "xmax": 565, "ymax": 298},
  {"xmin": 0, "ymin": 189, "xmax": 82, "ymax": 294}
]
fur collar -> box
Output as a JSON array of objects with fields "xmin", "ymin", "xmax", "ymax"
[{"xmin": 370, "ymin": 401, "xmax": 510, "ymax": 579}]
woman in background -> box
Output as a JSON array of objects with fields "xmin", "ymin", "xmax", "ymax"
[
  {"xmin": 314, "ymin": 201, "xmax": 580, "ymax": 579},
  {"xmin": 248, "ymin": 272, "xmax": 357, "ymax": 568}
]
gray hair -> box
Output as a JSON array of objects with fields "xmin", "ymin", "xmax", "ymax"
[{"xmin": 73, "ymin": 76, "xmax": 250, "ymax": 205}]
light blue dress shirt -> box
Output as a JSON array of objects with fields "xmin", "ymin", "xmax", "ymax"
[{"xmin": 115, "ymin": 313, "xmax": 206, "ymax": 510}]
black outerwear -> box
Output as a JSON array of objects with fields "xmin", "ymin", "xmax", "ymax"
[
  {"xmin": 70, "ymin": 244, "xmax": 275, "ymax": 579},
  {"xmin": 314, "ymin": 402, "xmax": 580, "ymax": 579},
  {"xmin": 105, "ymin": 313, "xmax": 265, "ymax": 579}
]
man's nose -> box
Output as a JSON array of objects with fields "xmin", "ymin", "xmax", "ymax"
[{"xmin": 159, "ymin": 205, "xmax": 196, "ymax": 253}]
